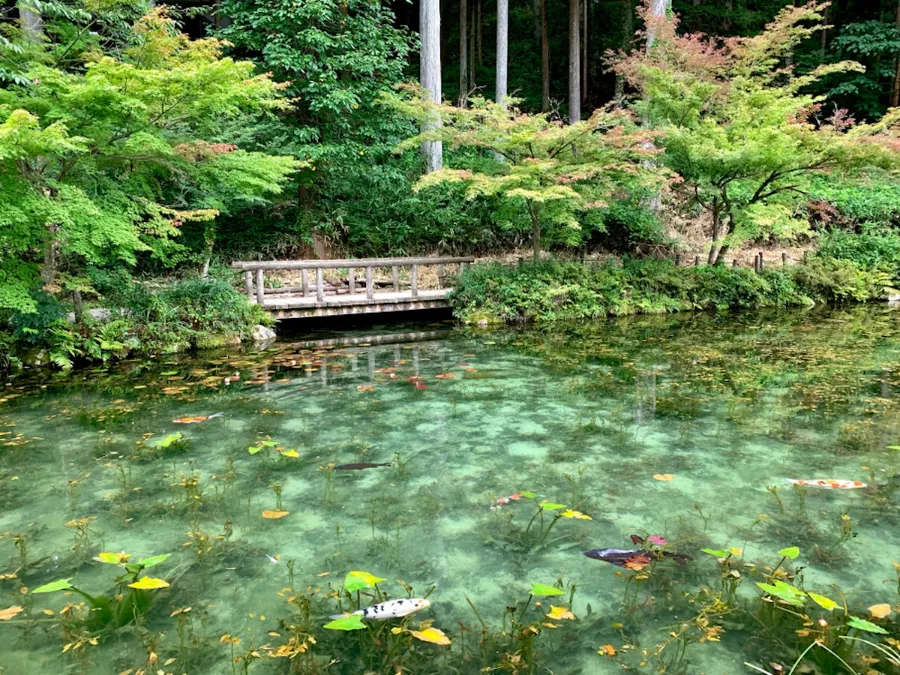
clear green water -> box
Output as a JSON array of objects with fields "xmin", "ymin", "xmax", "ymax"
[{"xmin": 1, "ymin": 307, "xmax": 899, "ymax": 674}]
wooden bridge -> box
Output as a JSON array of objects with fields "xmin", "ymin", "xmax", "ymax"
[{"xmin": 231, "ymin": 257, "xmax": 474, "ymax": 319}]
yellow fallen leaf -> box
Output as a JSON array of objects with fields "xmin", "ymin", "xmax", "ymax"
[
  {"xmin": 280, "ymin": 449, "xmax": 299, "ymax": 458},
  {"xmin": 0, "ymin": 605, "xmax": 23, "ymax": 620},
  {"xmin": 545, "ymin": 605, "xmax": 576, "ymax": 621},
  {"xmin": 128, "ymin": 577, "xmax": 170, "ymax": 590},
  {"xmin": 561, "ymin": 509, "xmax": 592, "ymax": 520},
  {"xmin": 869, "ymin": 604, "xmax": 892, "ymax": 619},
  {"xmin": 410, "ymin": 626, "xmax": 451, "ymax": 645},
  {"xmin": 653, "ymin": 474, "xmax": 675, "ymax": 482},
  {"xmin": 262, "ymin": 510, "xmax": 290, "ymax": 519},
  {"xmin": 598, "ymin": 644, "xmax": 617, "ymax": 656}
]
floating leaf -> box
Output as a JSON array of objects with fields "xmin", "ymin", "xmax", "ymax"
[
  {"xmin": 545, "ymin": 605, "xmax": 576, "ymax": 621},
  {"xmin": 154, "ymin": 433, "xmax": 183, "ymax": 448},
  {"xmin": 136, "ymin": 554, "xmax": 171, "ymax": 569},
  {"xmin": 323, "ymin": 614, "xmax": 366, "ymax": 631},
  {"xmin": 561, "ymin": 509, "xmax": 592, "ymax": 520},
  {"xmin": 128, "ymin": 577, "xmax": 170, "ymax": 590},
  {"xmin": 778, "ymin": 546, "xmax": 800, "ymax": 560},
  {"xmin": 410, "ymin": 627, "xmax": 451, "ymax": 645},
  {"xmin": 0, "ymin": 606, "xmax": 23, "ymax": 621},
  {"xmin": 808, "ymin": 592, "xmax": 839, "ymax": 611},
  {"xmin": 434, "ymin": 373, "xmax": 455, "ymax": 380},
  {"xmin": 756, "ymin": 581, "xmax": 806, "ymax": 607},
  {"xmin": 598, "ymin": 644, "xmax": 617, "ymax": 656},
  {"xmin": 344, "ymin": 570, "xmax": 386, "ymax": 593},
  {"xmin": 653, "ymin": 474, "xmax": 675, "ymax": 482},
  {"xmin": 868, "ymin": 604, "xmax": 892, "ymax": 619},
  {"xmin": 529, "ymin": 583, "xmax": 564, "ymax": 597},
  {"xmin": 847, "ymin": 616, "xmax": 888, "ymax": 634},
  {"xmin": 539, "ymin": 501, "xmax": 565, "ymax": 510},
  {"xmin": 248, "ymin": 445, "xmax": 262, "ymax": 455},
  {"xmin": 96, "ymin": 552, "xmax": 130, "ymax": 564},
  {"xmin": 701, "ymin": 548, "xmax": 728, "ymax": 558},
  {"xmin": 647, "ymin": 535, "xmax": 668, "ymax": 546},
  {"xmin": 280, "ymin": 449, "xmax": 300, "ymax": 458},
  {"xmin": 728, "ymin": 547, "xmax": 743, "ymax": 556},
  {"xmin": 32, "ymin": 579, "xmax": 73, "ymax": 594},
  {"xmin": 519, "ymin": 491, "xmax": 539, "ymax": 499},
  {"xmin": 262, "ymin": 510, "xmax": 290, "ymax": 519}
]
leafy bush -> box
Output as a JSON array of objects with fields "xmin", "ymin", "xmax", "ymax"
[
  {"xmin": 451, "ymin": 260, "xmax": 811, "ymax": 324},
  {"xmin": 815, "ymin": 230, "xmax": 900, "ymax": 273}
]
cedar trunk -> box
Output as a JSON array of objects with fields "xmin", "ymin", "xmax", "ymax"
[
  {"xmin": 496, "ymin": 0, "xmax": 509, "ymax": 107},
  {"xmin": 420, "ymin": 0, "xmax": 443, "ymax": 172},
  {"xmin": 568, "ymin": 0, "xmax": 580, "ymax": 122},
  {"xmin": 459, "ymin": 0, "xmax": 468, "ymax": 106},
  {"xmin": 541, "ymin": 0, "xmax": 550, "ymax": 111}
]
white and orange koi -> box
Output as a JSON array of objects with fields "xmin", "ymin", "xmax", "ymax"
[
  {"xmin": 173, "ymin": 412, "xmax": 224, "ymax": 424},
  {"xmin": 490, "ymin": 492, "xmax": 523, "ymax": 510},
  {"xmin": 786, "ymin": 479, "xmax": 867, "ymax": 490}
]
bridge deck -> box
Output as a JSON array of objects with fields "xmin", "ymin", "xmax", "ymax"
[{"xmin": 257, "ymin": 289, "xmax": 451, "ymax": 319}]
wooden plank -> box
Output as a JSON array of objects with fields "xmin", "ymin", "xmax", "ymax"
[
  {"xmin": 392, "ymin": 265, "xmax": 399, "ymax": 291},
  {"xmin": 316, "ymin": 268, "xmax": 324, "ymax": 302},
  {"xmin": 365, "ymin": 267, "xmax": 374, "ymax": 299},
  {"xmin": 411, "ymin": 264, "xmax": 418, "ymax": 297},
  {"xmin": 256, "ymin": 269, "xmax": 265, "ymax": 305},
  {"xmin": 348, "ymin": 267, "xmax": 355, "ymax": 294},
  {"xmin": 301, "ymin": 269, "xmax": 308, "ymax": 297},
  {"xmin": 244, "ymin": 271, "xmax": 253, "ymax": 299},
  {"xmin": 231, "ymin": 256, "xmax": 475, "ymax": 271}
]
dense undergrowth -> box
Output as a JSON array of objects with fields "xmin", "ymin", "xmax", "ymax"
[
  {"xmin": 451, "ymin": 233, "xmax": 900, "ymax": 324},
  {"xmin": 2, "ymin": 275, "xmax": 269, "ymax": 370}
]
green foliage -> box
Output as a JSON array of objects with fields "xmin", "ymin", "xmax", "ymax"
[
  {"xmin": 0, "ymin": 6, "xmax": 298, "ymax": 312},
  {"xmin": 614, "ymin": 2, "xmax": 900, "ymax": 263},
  {"xmin": 452, "ymin": 259, "xmax": 811, "ymax": 323},
  {"xmin": 827, "ymin": 21, "xmax": 900, "ymax": 120},
  {"xmin": 388, "ymin": 91, "xmax": 663, "ymax": 260}
]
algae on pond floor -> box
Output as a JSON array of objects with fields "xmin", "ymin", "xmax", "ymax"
[{"xmin": 0, "ymin": 305, "xmax": 899, "ymax": 674}]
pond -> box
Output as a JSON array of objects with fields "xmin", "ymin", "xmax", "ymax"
[{"xmin": 1, "ymin": 306, "xmax": 899, "ymax": 674}]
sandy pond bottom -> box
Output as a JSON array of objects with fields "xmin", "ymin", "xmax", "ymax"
[{"xmin": 0, "ymin": 306, "xmax": 899, "ymax": 674}]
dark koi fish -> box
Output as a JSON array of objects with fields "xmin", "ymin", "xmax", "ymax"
[
  {"xmin": 334, "ymin": 462, "xmax": 392, "ymax": 471},
  {"xmin": 584, "ymin": 548, "xmax": 693, "ymax": 568}
]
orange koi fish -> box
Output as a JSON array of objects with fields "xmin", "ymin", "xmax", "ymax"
[
  {"xmin": 490, "ymin": 492, "xmax": 523, "ymax": 510},
  {"xmin": 173, "ymin": 412, "xmax": 224, "ymax": 424},
  {"xmin": 786, "ymin": 479, "xmax": 867, "ymax": 489}
]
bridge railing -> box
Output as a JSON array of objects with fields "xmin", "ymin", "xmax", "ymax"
[{"xmin": 230, "ymin": 257, "xmax": 475, "ymax": 306}]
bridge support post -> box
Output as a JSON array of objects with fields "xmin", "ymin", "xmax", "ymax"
[
  {"xmin": 411, "ymin": 264, "xmax": 418, "ymax": 297},
  {"xmin": 316, "ymin": 268, "xmax": 325, "ymax": 302},
  {"xmin": 301, "ymin": 269, "xmax": 309, "ymax": 297},
  {"xmin": 244, "ymin": 271, "xmax": 253, "ymax": 299},
  {"xmin": 348, "ymin": 267, "xmax": 355, "ymax": 294},
  {"xmin": 256, "ymin": 269, "xmax": 265, "ymax": 305},
  {"xmin": 365, "ymin": 267, "xmax": 374, "ymax": 299},
  {"xmin": 392, "ymin": 266, "xmax": 399, "ymax": 291}
]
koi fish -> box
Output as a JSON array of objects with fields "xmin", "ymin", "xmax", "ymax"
[
  {"xmin": 584, "ymin": 548, "xmax": 693, "ymax": 568},
  {"xmin": 173, "ymin": 412, "xmax": 224, "ymax": 424},
  {"xmin": 490, "ymin": 492, "xmax": 523, "ymax": 510},
  {"xmin": 331, "ymin": 598, "xmax": 430, "ymax": 621},
  {"xmin": 334, "ymin": 462, "xmax": 391, "ymax": 470},
  {"xmin": 786, "ymin": 479, "xmax": 867, "ymax": 489}
]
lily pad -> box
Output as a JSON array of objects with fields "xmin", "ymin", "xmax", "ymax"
[
  {"xmin": 756, "ymin": 580, "xmax": 806, "ymax": 607},
  {"xmin": 529, "ymin": 583, "xmax": 564, "ymax": 597},
  {"xmin": 778, "ymin": 546, "xmax": 800, "ymax": 560},
  {"xmin": 807, "ymin": 592, "xmax": 838, "ymax": 611},
  {"xmin": 324, "ymin": 614, "xmax": 366, "ymax": 631},
  {"xmin": 95, "ymin": 552, "xmax": 130, "ymax": 564},
  {"xmin": 32, "ymin": 578, "xmax": 74, "ymax": 594},
  {"xmin": 409, "ymin": 626, "xmax": 452, "ymax": 645},
  {"xmin": 128, "ymin": 577, "xmax": 170, "ymax": 590},
  {"xmin": 539, "ymin": 501, "xmax": 566, "ymax": 511},
  {"xmin": 136, "ymin": 554, "xmax": 171, "ymax": 569},
  {"xmin": 701, "ymin": 548, "xmax": 728, "ymax": 558},
  {"xmin": 344, "ymin": 570, "xmax": 386, "ymax": 593},
  {"xmin": 847, "ymin": 615, "xmax": 888, "ymax": 634}
]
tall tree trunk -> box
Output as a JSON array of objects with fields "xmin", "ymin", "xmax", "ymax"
[
  {"xmin": 460, "ymin": 0, "xmax": 468, "ymax": 106},
  {"xmin": 708, "ymin": 200, "xmax": 721, "ymax": 265},
  {"xmin": 470, "ymin": 1, "xmax": 477, "ymax": 90},
  {"xmin": 645, "ymin": 0, "xmax": 669, "ymax": 51},
  {"xmin": 532, "ymin": 0, "xmax": 541, "ymax": 41},
  {"xmin": 614, "ymin": 0, "xmax": 634, "ymax": 100},
  {"xmin": 18, "ymin": 0, "xmax": 43, "ymax": 40},
  {"xmin": 421, "ymin": 0, "xmax": 443, "ymax": 173},
  {"xmin": 568, "ymin": 0, "xmax": 580, "ymax": 122},
  {"xmin": 541, "ymin": 0, "xmax": 550, "ymax": 111},
  {"xmin": 819, "ymin": 2, "xmax": 829, "ymax": 60},
  {"xmin": 892, "ymin": 0, "xmax": 900, "ymax": 107},
  {"xmin": 477, "ymin": 0, "xmax": 483, "ymax": 64},
  {"xmin": 582, "ymin": 0, "xmax": 588, "ymax": 106},
  {"xmin": 496, "ymin": 0, "xmax": 509, "ymax": 106}
]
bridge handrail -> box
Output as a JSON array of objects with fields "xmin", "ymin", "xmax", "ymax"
[
  {"xmin": 231, "ymin": 256, "xmax": 475, "ymax": 305},
  {"xmin": 230, "ymin": 256, "xmax": 474, "ymax": 271}
]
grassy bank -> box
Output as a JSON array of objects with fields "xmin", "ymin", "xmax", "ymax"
[{"xmin": 451, "ymin": 248, "xmax": 900, "ymax": 324}]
